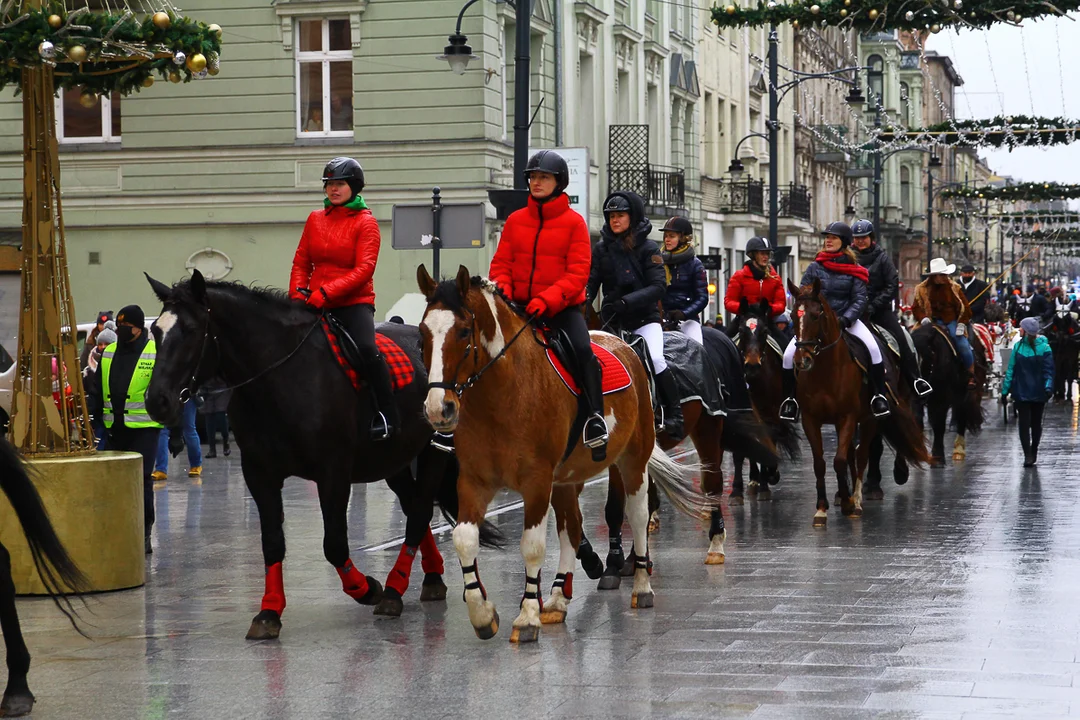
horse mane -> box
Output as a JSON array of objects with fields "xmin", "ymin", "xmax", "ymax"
[
  {"xmin": 428, "ymin": 275, "xmax": 516, "ymax": 316},
  {"xmin": 172, "ymin": 278, "xmax": 314, "ymax": 323}
]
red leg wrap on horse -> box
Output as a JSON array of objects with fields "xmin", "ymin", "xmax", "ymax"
[
  {"xmin": 563, "ymin": 572, "xmax": 573, "ymax": 600},
  {"xmin": 336, "ymin": 558, "xmax": 370, "ymax": 600},
  {"xmin": 385, "ymin": 544, "xmax": 417, "ymax": 596},
  {"xmin": 260, "ymin": 563, "xmax": 286, "ymax": 614},
  {"xmin": 419, "ymin": 527, "xmax": 445, "ymax": 575}
]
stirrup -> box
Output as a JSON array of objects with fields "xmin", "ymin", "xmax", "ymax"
[
  {"xmin": 369, "ymin": 411, "xmax": 393, "ymax": 441},
  {"xmin": 583, "ymin": 413, "xmax": 609, "ymax": 449},
  {"xmin": 914, "ymin": 378, "xmax": 933, "ymax": 396},
  {"xmin": 431, "ymin": 432, "xmax": 455, "ymax": 454},
  {"xmin": 779, "ymin": 398, "xmax": 800, "ymax": 422},
  {"xmin": 870, "ymin": 394, "xmax": 891, "ymax": 418}
]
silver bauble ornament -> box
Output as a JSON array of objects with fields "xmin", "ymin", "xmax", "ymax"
[
  {"xmin": 193, "ymin": 69, "xmax": 208, "ymax": 80},
  {"xmin": 173, "ymin": 51, "xmax": 186, "ymax": 66},
  {"xmin": 905, "ymin": 10, "xmax": 914, "ymax": 20},
  {"xmin": 954, "ymin": 0, "xmax": 962, "ymax": 8},
  {"xmin": 38, "ymin": 41, "xmax": 55, "ymax": 59}
]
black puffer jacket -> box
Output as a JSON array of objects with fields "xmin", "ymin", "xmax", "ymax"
[
  {"xmin": 587, "ymin": 192, "xmax": 665, "ymax": 331},
  {"xmin": 855, "ymin": 243, "xmax": 898, "ymax": 319},
  {"xmin": 800, "ymin": 255, "xmax": 868, "ymax": 327}
]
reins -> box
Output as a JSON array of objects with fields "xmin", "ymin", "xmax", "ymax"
[
  {"xmin": 428, "ymin": 300, "xmax": 536, "ymax": 397},
  {"xmin": 793, "ymin": 301, "xmax": 843, "ymax": 357}
]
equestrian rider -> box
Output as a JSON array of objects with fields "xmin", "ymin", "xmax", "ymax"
[
  {"xmin": 959, "ymin": 264, "xmax": 989, "ymax": 324},
  {"xmin": 780, "ymin": 221, "xmax": 891, "ymax": 421},
  {"xmin": 588, "ymin": 191, "xmax": 684, "ymax": 439},
  {"xmin": 725, "ymin": 236, "xmax": 786, "ymax": 334},
  {"xmin": 852, "ymin": 219, "xmax": 932, "ymax": 397},
  {"xmin": 911, "ymin": 257, "xmax": 975, "ymax": 386},
  {"xmin": 290, "ymin": 156, "xmax": 398, "ymax": 441},
  {"xmin": 660, "ymin": 216, "xmax": 709, "ymax": 346},
  {"xmin": 488, "ymin": 150, "xmax": 610, "ymax": 457}
]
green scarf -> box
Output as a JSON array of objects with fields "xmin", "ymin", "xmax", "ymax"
[{"xmin": 324, "ymin": 195, "xmax": 368, "ymax": 211}]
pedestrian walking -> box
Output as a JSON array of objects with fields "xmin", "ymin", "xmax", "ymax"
[
  {"xmin": 153, "ymin": 398, "xmax": 203, "ymax": 481},
  {"xmin": 79, "ymin": 311, "xmax": 112, "ymax": 370},
  {"xmin": 85, "ymin": 305, "xmax": 163, "ymax": 554},
  {"xmin": 959, "ymin": 264, "xmax": 990, "ymax": 324},
  {"xmin": 1002, "ymin": 316, "xmax": 1054, "ymax": 468},
  {"xmin": 198, "ymin": 376, "xmax": 231, "ymax": 458},
  {"xmin": 83, "ymin": 326, "xmax": 116, "ymax": 450}
]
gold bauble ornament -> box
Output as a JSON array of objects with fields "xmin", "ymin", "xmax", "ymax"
[
  {"xmin": 168, "ymin": 70, "xmax": 181, "ymax": 83},
  {"xmin": 208, "ymin": 23, "xmax": 222, "ymax": 39},
  {"xmin": 810, "ymin": 4, "xmax": 820, "ymax": 13},
  {"xmin": 840, "ymin": 8, "xmax": 848, "ymax": 16},
  {"xmin": 207, "ymin": 65, "xmax": 219, "ymax": 76},
  {"xmin": 67, "ymin": 45, "xmax": 87, "ymax": 63},
  {"xmin": 725, "ymin": 4, "xmax": 736, "ymax": 13},
  {"xmin": 78, "ymin": 92, "xmax": 97, "ymax": 108},
  {"xmin": 186, "ymin": 53, "xmax": 207, "ymax": 72},
  {"xmin": 792, "ymin": 18, "xmax": 800, "ymax": 27},
  {"xmin": 142, "ymin": 75, "xmax": 155, "ymax": 88},
  {"xmin": 868, "ymin": 8, "xmax": 879, "ymax": 19},
  {"xmin": 47, "ymin": 14, "xmax": 63, "ymax": 29},
  {"xmin": 844, "ymin": 0, "xmax": 851, "ymax": 6},
  {"xmin": 930, "ymin": 22, "xmax": 941, "ymax": 32},
  {"xmin": 152, "ymin": 11, "xmax": 171, "ymax": 29}
]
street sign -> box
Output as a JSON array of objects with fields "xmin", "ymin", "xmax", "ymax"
[
  {"xmin": 700, "ymin": 254, "xmax": 722, "ymax": 271},
  {"xmin": 391, "ymin": 202, "xmax": 485, "ymax": 250},
  {"xmin": 528, "ymin": 146, "xmax": 589, "ymax": 220}
]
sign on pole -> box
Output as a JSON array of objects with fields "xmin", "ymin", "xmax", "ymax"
[
  {"xmin": 528, "ymin": 146, "xmax": 590, "ymax": 220},
  {"xmin": 391, "ymin": 203, "xmax": 485, "ymax": 251}
]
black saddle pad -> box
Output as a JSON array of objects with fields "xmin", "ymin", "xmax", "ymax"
[
  {"xmin": 663, "ymin": 332, "xmax": 726, "ymax": 417},
  {"xmin": 702, "ymin": 326, "xmax": 752, "ymax": 410}
]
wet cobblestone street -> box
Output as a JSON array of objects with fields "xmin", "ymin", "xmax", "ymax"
[{"xmin": 15, "ymin": 400, "xmax": 1080, "ymax": 718}]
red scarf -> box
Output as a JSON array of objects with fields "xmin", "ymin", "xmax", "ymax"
[{"xmin": 815, "ymin": 251, "xmax": 869, "ymax": 283}]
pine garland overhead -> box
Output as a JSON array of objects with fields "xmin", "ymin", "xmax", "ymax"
[
  {"xmin": 941, "ymin": 182, "xmax": 1080, "ymax": 202},
  {"xmin": 710, "ymin": 0, "xmax": 1078, "ymax": 31},
  {"xmin": 0, "ymin": 3, "xmax": 223, "ymax": 97},
  {"xmin": 932, "ymin": 236, "xmax": 971, "ymax": 246},
  {"xmin": 877, "ymin": 116, "xmax": 1080, "ymax": 149}
]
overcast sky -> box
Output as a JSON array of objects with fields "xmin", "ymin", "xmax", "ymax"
[{"xmin": 935, "ymin": 16, "xmax": 1080, "ymax": 184}]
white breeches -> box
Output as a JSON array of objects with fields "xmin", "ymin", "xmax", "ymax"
[
  {"xmin": 633, "ymin": 322, "xmax": 668, "ymax": 373},
  {"xmin": 676, "ymin": 320, "xmax": 703, "ymax": 346},
  {"xmin": 783, "ymin": 318, "xmax": 882, "ymax": 369}
]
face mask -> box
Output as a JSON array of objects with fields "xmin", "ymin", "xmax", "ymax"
[{"xmin": 117, "ymin": 325, "xmax": 136, "ymax": 344}]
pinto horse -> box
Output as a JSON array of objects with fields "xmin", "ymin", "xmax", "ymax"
[
  {"xmin": 418, "ymin": 266, "xmax": 712, "ymax": 643},
  {"xmin": 911, "ymin": 323, "xmax": 986, "ymax": 466},
  {"xmin": 144, "ymin": 271, "xmax": 498, "ymax": 641},
  {"xmin": 790, "ymin": 280, "xmax": 930, "ymax": 527}
]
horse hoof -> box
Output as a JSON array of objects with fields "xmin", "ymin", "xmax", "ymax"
[
  {"xmin": 705, "ymin": 552, "xmax": 725, "ymax": 565},
  {"xmin": 354, "ymin": 579, "xmax": 384, "ymax": 606},
  {"xmin": 474, "ymin": 609, "xmax": 500, "ymax": 640},
  {"xmin": 631, "ymin": 592, "xmax": 654, "ymax": 609},
  {"xmin": 419, "ymin": 574, "xmax": 448, "ymax": 602},
  {"xmin": 729, "ymin": 494, "xmax": 744, "ymax": 506},
  {"xmin": 766, "ymin": 471, "xmax": 781, "ymax": 487},
  {"xmin": 952, "ymin": 452, "xmax": 966, "ymax": 462},
  {"xmin": 580, "ymin": 552, "xmax": 604, "ymax": 580},
  {"xmin": 0, "ymin": 692, "xmax": 34, "ymax": 717},
  {"xmin": 865, "ymin": 487, "xmax": 885, "ymax": 501},
  {"xmin": 930, "ymin": 458, "xmax": 946, "ymax": 469},
  {"xmin": 373, "ymin": 589, "xmax": 404, "ymax": 617},
  {"xmin": 756, "ymin": 490, "xmax": 772, "ymax": 502},
  {"xmin": 539, "ymin": 609, "xmax": 567, "ymax": 625},
  {"xmin": 597, "ymin": 573, "xmax": 622, "ymax": 591},
  {"xmin": 747, "ymin": 481, "xmax": 760, "ymax": 495},
  {"xmin": 846, "ymin": 507, "xmax": 863, "ymax": 519},
  {"xmin": 509, "ymin": 624, "xmax": 540, "ymax": 644},
  {"xmin": 245, "ymin": 610, "xmax": 282, "ymax": 640},
  {"xmin": 648, "ymin": 515, "xmax": 661, "ymax": 534},
  {"xmin": 812, "ymin": 513, "xmax": 827, "ymax": 528}
]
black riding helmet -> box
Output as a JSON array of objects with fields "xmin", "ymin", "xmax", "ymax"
[
  {"xmin": 524, "ymin": 150, "xmax": 569, "ymax": 196},
  {"xmin": 602, "ymin": 191, "xmax": 644, "ymax": 231},
  {"xmin": 745, "ymin": 236, "xmax": 772, "ymax": 255},
  {"xmin": 851, "ymin": 219, "xmax": 875, "ymax": 239},
  {"xmin": 662, "ymin": 216, "xmax": 694, "ymax": 238},
  {"xmin": 323, "ymin": 156, "xmax": 365, "ymax": 197},
  {"xmin": 821, "ymin": 221, "xmax": 854, "ymax": 247}
]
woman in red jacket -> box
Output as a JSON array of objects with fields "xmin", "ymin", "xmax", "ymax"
[
  {"xmin": 489, "ymin": 151, "xmax": 609, "ymax": 458},
  {"xmin": 724, "ymin": 236, "xmax": 786, "ymax": 332},
  {"xmin": 290, "ymin": 156, "xmax": 397, "ymax": 441}
]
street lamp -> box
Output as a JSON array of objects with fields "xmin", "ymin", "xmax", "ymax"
[
  {"xmin": 845, "ymin": 187, "xmax": 871, "ymax": 218},
  {"xmin": 726, "ymin": 132, "xmax": 768, "ymax": 183},
  {"xmin": 437, "ymin": 0, "xmax": 481, "ymax": 75}
]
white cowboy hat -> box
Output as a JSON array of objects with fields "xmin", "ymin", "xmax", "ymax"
[{"xmin": 928, "ymin": 258, "xmax": 956, "ymax": 275}]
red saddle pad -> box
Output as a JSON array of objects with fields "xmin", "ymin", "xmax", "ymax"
[
  {"xmin": 322, "ymin": 319, "xmax": 415, "ymax": 391},
  {"xmin": 546, "ymin": 342, "xmax": 632, "ymax": 396},
  {"xmin": 971, "ymin": 323, "xmax": 995, "ymax": 364}
]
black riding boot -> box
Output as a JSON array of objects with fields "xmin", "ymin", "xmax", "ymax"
[
  {"xmin": 581, "ymin": 356, "xmax": 609, "ymax": 462},
  {"xmin": 869, "ymin": 363, "xmax": 891, "ymax": 417},
  {"xmin": 654, "ymin": 369, "xmax": 685, "ymax": 440},
  {"xmin": 779, "ymin": 368, "xmax": 800, "ymax": 421},
  {"xmin": 363, "ymin": 355, "xmax": 399, "ymax": 441}
]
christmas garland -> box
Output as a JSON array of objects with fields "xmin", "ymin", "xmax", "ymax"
[
  {"xmin": 940, "ymin": 182, "xmax": 1080, "ymax": 202},
  {"xmin": 1007, "ymin": 229, "xmax": 1080, "ymax": 242},
  {"xmin": 877, "ymin": 116, "xmax": 1080, "ymax": 149},
  {"xmin": 932, "ymin": 236, "xmax": 970, "ymax": 246},
  {"xmin": 0, "ymin": 4, "xmax": 222, "ymax": 97},
  {"xmin": 710, "ymin": 0, "xmax": 1078, "ymax": 31}
]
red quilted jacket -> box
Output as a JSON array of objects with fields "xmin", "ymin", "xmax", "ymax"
[
  {"xmin": 290, "ymin": 201, "xmax": 380, "ymax": 308},
  {"xmin": 489, "ymin": 194, "xmax": 591, "ymax": 316},
  {"xmin": 724, "ymin": 262, "xmax": 786, "ymax": 316}
]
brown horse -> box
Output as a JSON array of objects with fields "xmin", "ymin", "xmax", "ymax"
[
  {"xmin": 790, "ymin": 279, "xmax": 930, "ymax": 527},
  {"xmin": 418, "ymin": 266, "xmax": 710, "ymax": 643}
]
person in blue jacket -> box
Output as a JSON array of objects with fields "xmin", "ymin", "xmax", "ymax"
[
  {"xmin": 660, "ymin": 217, "xmax": 708, "ymax": 345},
  {"xmin": 1002, "ymin": 316, "xmax": 1055, "ymax": 467}
]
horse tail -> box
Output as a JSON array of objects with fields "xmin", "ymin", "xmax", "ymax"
[
  {"xmin": 769, "ymin": 419, "xmax": 801, "ymax": 461},
  {"xmin": 720, "ymin": 409, "xmax": 780, "ymax": 467},
  {"xmin": 960, "ymin": 385, "xmax": 986, "ymax": 435},
  {"xmin": 434, "ymin": 454, "xmax": 505, "ymax": 549},
  {"xmin": 878, "ymin": 402, "xmax": 932, "ymax": 467},
  {"xmin": 646, "ymin": 443, "xmax": 718, "ymax": 519},
  {"xmin": 0, "ymin": 439, "xmax": 87, "ymax": 633}
]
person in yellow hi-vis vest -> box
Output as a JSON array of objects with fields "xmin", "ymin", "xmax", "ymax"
[{"xmin": 86, "ymin": 305, "xmax": 163, "ymax": 555}]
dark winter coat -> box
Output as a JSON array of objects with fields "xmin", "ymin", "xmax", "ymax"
[
  {"xmin": 1002, "ymin": 335, "xmax": 1054, "ymax": 402},
  {"xmin": 661, "ymin": 246, "xmax": 709, "ymax": 321},
  {"xmin": 799, "ymin": 255, "xmax": 868, "ymax": 328},
  {"xmin": 197, "ymin": 376, "xmax": 232, "ymax": 415},
  {"xmin": 588, "ymin": 195, "xmax": 665, "ymax": 331},
  {"xmin": 960, "ymin": 277, "xmax": 990, "ymax": 323},
  {"xmin": 855, "ymin": 243, "xmax": 899, "ymax": 320},
  {"xmin": 1028, "ymin": 291, "xmax": 1053, "ymax": 322}
]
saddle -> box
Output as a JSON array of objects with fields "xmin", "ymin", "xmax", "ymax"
[
  {"xmin": 321, "ymin": 316, "xmax": 415, "ymax": 391},
  {"xmin": 971, "ymin": 323, "xmax": 995, "ymax": 364},
  {"xmin": 544, "ymin": 331, "xmax": 632, "ymax": 397},
  {"xmin": 869, "ymin": 322, "xmax": 902, "ymax": 359}
]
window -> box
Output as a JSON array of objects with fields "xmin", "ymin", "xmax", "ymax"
[
  {"xmin": 296, "ymin": 18, "xmax": 353, "ymax": 137},
  {"xmin": 867, "ymin": 54, "xmax": 884, "ymax": 109},
  {"xmin": 56, "ymin": 89, "xmax": 121, "ymax": 143},
  {"xmin": 900, "ymin": 166, "xmax": 911, "ymax": 216},
  {"xmin": 899, "ymin": 81, "xmax": 911, "ymax": 124}
]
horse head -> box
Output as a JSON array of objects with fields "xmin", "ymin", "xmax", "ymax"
[
  {"xmin": 790, "ymin": 278, "xmax": 837, "ymax": 372},
  {"xmin": 738, "ymin": 298, "xmax": 772, "ymax": 378},
  {"xmin": 144, "ymin": 269, "xmax": 212, "ymax": 426},
  {"xmin": 417, "ymin": 264, "xmax": 512, "ymax": 432}
]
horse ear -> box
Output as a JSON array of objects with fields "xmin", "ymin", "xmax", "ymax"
[
  {"xmin": 144, "ymin": 273, "xmax": 171, "ymax": 303},
  {"xmin": 758, "ymin": 298, "xmax": 770, "ymax": 315},
  {"xmin": 455, "ymin": 265, "xmax": 471, "ymax": 299},
  {"xmin": 190, "ymin": 269, "xmax": 207, "ymax": 304},
  {"xmin": 417, "ymin": 264, "xmax": 437, "ymax": 299},
  {"xmin": 787, "ymin": 280, "xmax": 800, "ymax": 296},
  {"xmin": 811, "ymin": 277, "xmax": 822, "ymax": 296}
]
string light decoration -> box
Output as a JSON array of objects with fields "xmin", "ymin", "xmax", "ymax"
[
  {"xmin": 933, "ymin": 236, "xmax": 972, "ymax": 246},
  {"xmin": 878, "ymin": 116, "xmax": 1080, "ymax": 149},
  {"xmin": 941, "ymin": 182, "xmax": 1080, "ymax": 202}
]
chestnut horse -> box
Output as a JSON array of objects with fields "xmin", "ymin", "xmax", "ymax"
[
  {"xmin": 790, "ymin": 280, "xmax": 930, "ymax": 527},
  {"xmin": 418, "ymin": 266, "xmax": 711, "ymax": 643}
]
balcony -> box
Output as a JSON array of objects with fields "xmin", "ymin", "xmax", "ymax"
[
  {"xmin": 608, "ymin": 163, "xmax": 685, "ymax": 213},
  {"xmin": 778, "ymin": 183, "xmax": 812, "ymax": 222},
  {"xmin": 813, "ymin": 124, "xmax": 851, "ymax": 164},
  {"xmin": 703, "ymin": 178, "xmax": 765, "ymax": 215}
]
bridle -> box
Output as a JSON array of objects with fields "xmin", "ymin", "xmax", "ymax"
[
  {"xmin": 793, "ymin": 300, "xmax": 842, "ymax": 357},
  {"xmin": 426, "ymin": 301, "xmax": 535, "ymax": 398}
]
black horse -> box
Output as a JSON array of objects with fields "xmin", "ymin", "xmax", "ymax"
[
  {"xmin": 912, "ymin": 324, "xmax": 986, "ymax": 467},
  {"xmin": 1047, "ymin": 312, "xmax": 1080, "ymax": 401},
  {"xmin": 0, "ymin": 438, "xmax": 86, "ymax": 717},
  {"xmin": 144, "ymin": 271, "xmax": 498, "ymax": 640}
]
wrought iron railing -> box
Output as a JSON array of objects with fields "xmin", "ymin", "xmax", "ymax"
[
  {"xmin": 778, "ymin": 183, "xmax": 812, "ymax": 221},
  {"xmin": 715, "ymin": 179, "xmax": 765, "ymax": 214},
  {"xmin": 608, "ymin": 163, "xmax": 686, "ymax": 210}
]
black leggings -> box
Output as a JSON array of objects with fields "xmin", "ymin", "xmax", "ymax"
[
  {"xmin": 1016, "ymin": 401, "xmax": 1045, "ymax": 454},
  {"xmin": 547, "ymin": 305, "xmax": 596, "ymax": 367},
  {"xmin": 330, "ymin": 303, "xmax": 378, "ymax": 362}
]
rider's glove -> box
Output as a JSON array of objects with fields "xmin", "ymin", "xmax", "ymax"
[
  {"xmin": 838, "ymin": 316, "xmax": 852, "ymax": 329},
  {"xmin": 613, "ymin": 299, "xmax": 629, "ymax": 315},
  {"xmin": 920, "ymin": 317, "xmax": 931, "ymax": 326},
  {"xmin": 956, "ymin": 323, "xmax": 967, "ymax": 336},
  {"xmin": 306, "ymin": 287, "xmax": 329, "ymax": 310},
  {"xmin": 525, "ymin": 298, "xmax": 548, "ymax": 317}
]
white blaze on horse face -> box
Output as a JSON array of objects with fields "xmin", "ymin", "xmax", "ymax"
[
  {"xmin": 422, "ymin": 309, "xmax": 456, "ymax": 421},
  {"xmin": 155, "ymin": 311, "xmax": 179, "ymax": 344}
]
